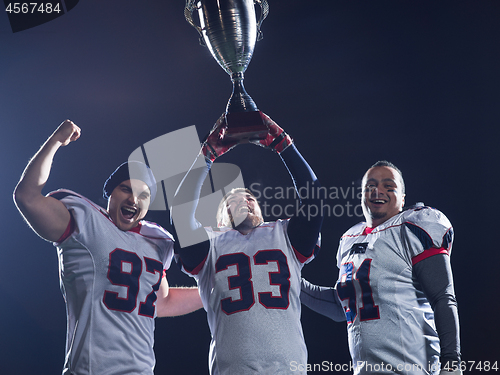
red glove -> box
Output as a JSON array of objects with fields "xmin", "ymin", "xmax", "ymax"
[
  {"xmin": 251, "ymin": 113, "xmax": 293, "ymax": 154},
  {"xmin": 201, "ymin": 114, "xmax": 239, "ymax": 162}
]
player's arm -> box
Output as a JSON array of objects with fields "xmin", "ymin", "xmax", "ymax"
[
  {"xmin": 281, "ymin": 144, "xmax": 323, "ymax": 259},
  {"xmin": 300, "ymin": 278, "xmax": 346, "ymax": 322},
  {"xmin": 413, "ymin": 254, "xmax": 461, "ymax": 372},
  {"xmin": 155, "ymin": 277, "xmax": 203, "ymax": 317},
  {"xmin": 13, "ymin": 120, "xmax": 81, "ymax": 242},
  {"xmin": 170, "ymin": 156, "xmax": 211, "ymax": 272},
  {"xmin": 251, "ymin": 113, "xmax": 323, "ymax": 258},
  {"xmin": 171, "ymin": 113, "xmax": 239, "ymax": 271}
]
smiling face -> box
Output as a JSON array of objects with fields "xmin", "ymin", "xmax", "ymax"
[
  {"xmin": 361, "ymin": 166, "xmax": 405, "ymax": 228},
  {"xmin": 220, "ymin": 190, "xmax": 263, "ymax": 233},
  {"xmin": 106, "ymin": 179, "xmax": 151, "ymax": 231}
]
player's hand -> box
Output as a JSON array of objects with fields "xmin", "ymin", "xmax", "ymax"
[
  {"xmin": 201, "ymin": 113, "xmax": 239, "ymax": 162},
  {"xmin": 50, "ymin": 120, "xmax": 81, "ymax": 147},
  {"xmin": 439, "ymin": 368, "xmax": 462, "ymax": 375},
  {"xmin": 250, "ymin": 113, "xmax": 292, "ymax": 154}
]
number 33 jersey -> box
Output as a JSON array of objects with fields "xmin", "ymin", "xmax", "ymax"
[
  {"xmin": 335, "ymin": 206, "xmax": 453, "ymax": 375},
  {"xmin": 188, "ymin": 219, "xmax": 316, "ymax": 375},
  {"xmin": 50, "ymin": 190, "xmax": 174, "ymax": 375}
]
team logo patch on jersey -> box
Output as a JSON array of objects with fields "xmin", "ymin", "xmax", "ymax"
[{"xmin": 350, "ymin": 242, "xmax": 368, "ymax": 254}]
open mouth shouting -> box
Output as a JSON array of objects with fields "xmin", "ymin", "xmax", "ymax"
[
  {"xmin": 106, "ymin": 179, "xmax": 151, "ymax": 231},
  {"xmin": 120, "ymin": 205, "xmax": 138, "ymax": 221}
]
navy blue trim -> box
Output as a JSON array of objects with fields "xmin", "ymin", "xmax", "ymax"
[
  {"xmin": 442, "ymin": 227, "xmax": 453, "ymax": 249},
  {"xmin": 350, "ymin": 242, "xmax": 368, "ymax": 255},
  {"xmin": 404, "ymin": 222, "xmax": 433, "ymax": 250}
]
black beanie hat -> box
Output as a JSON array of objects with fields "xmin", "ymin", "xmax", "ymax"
[{"xmin": 103, "ymin": 161, "xmax": 157, "ymax": 201}]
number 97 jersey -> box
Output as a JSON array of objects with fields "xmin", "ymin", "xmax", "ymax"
[
  {"xmin": 51, "ymin": 190, "xmax": 174, "ymax": 375},
  {"xmin": 335, "ymin": 206, "xmax": 453, "ymax": 375}
]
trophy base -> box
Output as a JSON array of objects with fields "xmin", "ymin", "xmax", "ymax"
[{"xmin": 224, "ymin": 111, "xmax": 268, "ymax": 143}]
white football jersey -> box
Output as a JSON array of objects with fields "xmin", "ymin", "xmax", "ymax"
[
  {"xmin": 50, "ymin": 190, "xmax": 174, "ymax": 375},
  {"xmin": 181, "ymin": 219, "xmax": 316, "ymax": 375},
  {"xmin": 336, "ymin": 206, "xmax": 453, "ymax": 375}
]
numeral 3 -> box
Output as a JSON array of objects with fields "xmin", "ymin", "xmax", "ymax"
[{"xmin": 215, "ymin": 249, "xmax": 290, "ymax": 315}]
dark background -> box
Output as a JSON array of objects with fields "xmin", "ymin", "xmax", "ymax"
[{"xmin": 1, "ymin": 1, "xmax": 499, "ymax": 374}]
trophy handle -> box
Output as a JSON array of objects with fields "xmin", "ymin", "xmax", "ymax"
[
  {"xmin": 255, "ymin": 0, "xmax": 269, "ymax": 41},
  {"xmin": 184, "ymin": 0, "xmax": 205, "ymax": 46},
  {"xmin": 185, "ymin": 0, "xmax": 269, "ymax": 45}
]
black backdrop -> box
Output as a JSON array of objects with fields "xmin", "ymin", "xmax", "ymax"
[{"xmin": 1, "ymin": 1, "xmax": 499, "ymax": 374}]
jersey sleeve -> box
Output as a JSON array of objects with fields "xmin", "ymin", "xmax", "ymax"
[
  {"xmin": 139, "ymin": 220, "xmax": 175, "ymax": 270},
  {"xmin": 282, "ymin": 218, "xmax": 320, "ymax": 264},
  {"xmin": 402, "ymin": 207, "xmax": 454, "ymax": 264},
  {"xmin": 48, "ymin": 189, "xmax": 104, "ymax": 245},
  {"xmin": 174, "ymin": 237, "xmax": 210, "ymax": 275}
]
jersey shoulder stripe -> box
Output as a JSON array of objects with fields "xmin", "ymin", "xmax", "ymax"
[
  {"xmin": 411, "ymin": 247, "xmax": 449, "ymax": 265},
  {"xmin": 401, "ymin": 206, "xmax": 453, "ymax": 251}
]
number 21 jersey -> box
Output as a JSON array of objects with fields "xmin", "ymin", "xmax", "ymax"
[{"xmin": 336, "ymin": 206, "xmax": 453, "ymax": 375}]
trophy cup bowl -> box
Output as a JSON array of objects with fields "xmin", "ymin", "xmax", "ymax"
[{"xmin": 185, "ymin": 0, "xmax": 269, "ymax": 142}]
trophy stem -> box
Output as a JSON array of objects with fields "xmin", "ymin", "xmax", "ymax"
[{"xmin": 226, "ymin": 72, "xmax": 258, "ymax": 113}]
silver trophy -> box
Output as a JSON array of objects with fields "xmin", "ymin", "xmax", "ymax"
[{"xmin": 185, "ymin": 0, "xmax": 269, "ymax": 141}]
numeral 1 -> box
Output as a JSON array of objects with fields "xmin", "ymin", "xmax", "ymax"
[{"xmin": 336, "ymin": 258, "xmax": 380, "ymax": 323}]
